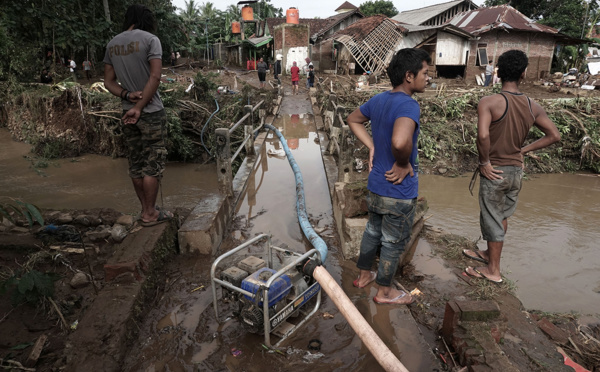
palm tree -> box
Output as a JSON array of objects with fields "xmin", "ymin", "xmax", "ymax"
[{"xmin": 180, "ymin": 0, "xmax": 201, "ymax": 24}]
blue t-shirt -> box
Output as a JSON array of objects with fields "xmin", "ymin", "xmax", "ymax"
[{"xmin": 359, "ymin": 90, "xmax": 420, "ymax": 199}]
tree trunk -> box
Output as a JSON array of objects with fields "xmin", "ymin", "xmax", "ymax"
[{"xmin": 102, "ymin": 0, "xmax": 111, "ymax": 22}]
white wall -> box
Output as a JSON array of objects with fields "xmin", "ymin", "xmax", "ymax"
[
  {"xmin": 436, "ymin": 32, "xmax": 469, "ymax": 65},
  {"xmin": 285, "ymin": 47, "xmax": 309, "ymax": 72}
]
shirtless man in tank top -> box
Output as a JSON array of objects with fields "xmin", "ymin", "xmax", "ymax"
[{"xmin": 463, "ymin": 49, "xmax": 561, "ymax": 283}]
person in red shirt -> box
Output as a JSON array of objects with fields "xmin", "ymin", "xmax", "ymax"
[{"xmin": 290, "ymin": 61, "xmax": 300, "ymax": 95}]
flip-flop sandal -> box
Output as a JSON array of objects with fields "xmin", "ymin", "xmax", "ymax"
[
  {"xmin": 136, "ymin": 205, "xmax": 161, "ymax": 221},
  {"xmin": 462, "ymin": 249, "xmax": 489, "ymax": 264},
  {"xmin": 140, "ymin": 209, "xmax": 173, "ymax": 227},
  {"xmin": 373, "ymin": 291, "xmax": 414, "ymax": 305},
  {"xmin": 465, "ymin": 266, "xmax": 503, "ymax": 283},
  {"xmin": 353, "ymin": 271, "xmax": 376, "ymax": 288}
]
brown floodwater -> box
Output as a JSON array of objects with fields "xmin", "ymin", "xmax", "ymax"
[
  {"xmin": 419, "ymin": 172, "xmax": 600, "ymax": 315},
  {"xmin": 0, "ymin": 128, "xmax": 219, "ymax": 213}
]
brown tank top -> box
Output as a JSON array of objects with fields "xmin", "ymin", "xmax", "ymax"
[{"xmin": 489, "ymin": 92, "xmax": 535, "ymax": 166}]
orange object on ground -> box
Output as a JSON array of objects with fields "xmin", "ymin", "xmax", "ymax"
[
  {"xmin": 286, "ymin": 7, "xmax": 299, "ymax": 24},
  {"xmin": 557, "ymin": 347, "xmax": 590, "ymax": 372}
]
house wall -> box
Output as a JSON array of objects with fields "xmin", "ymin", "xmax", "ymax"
[
  {"xmin": 436, "ymin": 32, "xmax": 469, "ymax": 65},
  {"xmin": 313, "ymin": 39, "xmax": 336, "ymax": 72},
  {"xmin": 397, "ymin": 30, "xmax": 436, "ymax": 49},
  {"xmin": 274, "ymin": 24, "xmax": 310, "ymax": 74},
  {"xmin": 465, "ymin": 30, "xmax": 555, "ymax": 83}
]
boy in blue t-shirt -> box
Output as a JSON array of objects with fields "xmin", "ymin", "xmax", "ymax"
[{"xmin": 347, "ymin": 48, "xmax": 431, "ymax": 305}]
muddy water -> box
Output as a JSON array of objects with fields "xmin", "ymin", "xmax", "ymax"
[
  {"xmin": 122, "ymin": 110, "xmax": 438, "ymax": 371},
  {"xmin": 0, "ymin": 128, "xmax": 218, "ymax": 213},
  {"xmin": 419, "ymin": 173, "xmax": 600, "ymax": 315}
]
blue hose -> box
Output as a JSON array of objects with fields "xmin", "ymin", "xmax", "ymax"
[
  {"xmin": 264, "ymin": 124, "xmax": 328, "ymax": 264},
  {"xmin": 201, "ymin": 99, "xmax": 219, "ymax": 155}
]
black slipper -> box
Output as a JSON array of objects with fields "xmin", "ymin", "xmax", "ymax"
[{"xmin": 462, "ymin": 249, "xmax": 489, "ymax": 264}]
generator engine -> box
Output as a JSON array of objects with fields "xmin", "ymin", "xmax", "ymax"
[{"xmin": 219, "ymin": 255, "xmax": 319, "ymax": 334}]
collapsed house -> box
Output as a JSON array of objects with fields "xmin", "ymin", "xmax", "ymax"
[{"xmin": 318, "ymin": 15, "xmax": 407, "ymax": 75}]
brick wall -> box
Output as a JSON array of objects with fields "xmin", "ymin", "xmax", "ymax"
[
  {"xmin": 313, "ymin": 39, "xmax": 336, "ymax": 71},
  {"xmin": 465, "ymin": 30, "xmax": 555, "ymax": 83},
  {"xmin": 283, "ymin": 24, "xmax": 309, "ymax": 48},
  {"xmin": 274, "ymin": 28, "xmax": 283, "ymax": 51}
]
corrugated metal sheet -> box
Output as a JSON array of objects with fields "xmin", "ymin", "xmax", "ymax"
[
  {"xmin": 393, "ymin": 0, "xmax": 467, "ymax": 25},
  {"xmin": 244, "ymin": 36, "xmax": 272, "ymax": 47},
  {"xmin": 450, "ymin": 5, "xmax": 559, "ymax": 35}
]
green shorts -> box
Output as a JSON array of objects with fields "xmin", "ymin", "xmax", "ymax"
[
  {"xmin": 479, "ymin": 166, "xmax": 523, "ymax": 242},
  {"xmin": 122, "ymin": 109, "xmax": 167, "ymax": 179}
]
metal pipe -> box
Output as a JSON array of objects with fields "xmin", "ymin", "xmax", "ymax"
[
  {"xmin": 230, "ymin": 112, "xmax": 251, "ymax": 132},
  {"xmin": 313, "ymin": 266, "xmax": 409, "ymax": 372},
  {"xmin": 252, "ymin": 100, "xmax": 264, "ymax": 112},
  {"xmin": 232, "ymin": 134, "xmax": 251, "ymax": 162}
]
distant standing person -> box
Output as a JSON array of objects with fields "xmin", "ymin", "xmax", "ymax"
[
  {"xmin": 484, "ymin": 60, "xmax": 494, "ymax": 87},
  {"xmin": 82, "ymin": 58, "xmax": 93, "ymax": 80},
  {"xmin": 346, "ymin": 48, "xmax": 431, "ymax": 305},
  {"xmin": 170, "ymin": 51, "xmax": 176, "ymax": 66},
  {"xmin": 274, "ymin": 54, "xmax": 282, "ymax": 85},
  {"xmin": 257, "ymin": 57, "xmax": 268, "ymax": 89},
  {"xmin": 68, "ymin": 58, "xmax": 77, "ymax": 80},
  {"xmin": 463, "ymin": 50, "xmax": 560, "ymax": 283},
  {"xmin": 290, "ymin": 61, "xmax": 300, "ymax": 95},
  {"xmin": 103, "ymin": 4, "xmax": 173, "ymax": 226},
  {"xmin": 308, "ymin": 65, "xmax": 315, "ymax": 88}
]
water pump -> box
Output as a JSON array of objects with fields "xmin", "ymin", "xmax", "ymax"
[{"xmin": 211, "ymin": 234, "xmax": 322, "ymax": 346}]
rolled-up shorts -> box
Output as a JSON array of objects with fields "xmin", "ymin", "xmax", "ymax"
[
  {"xmin": 479, "ymin": 166, "xmax": 523, "ymax": 242},
  {"xmin": 122, "ymin": 109, "xmax": 167, "ymax": 179}
]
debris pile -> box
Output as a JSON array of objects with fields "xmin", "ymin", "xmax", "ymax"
[{"xmin": 541, "ymin": 69, "xmax": 600, "ymax": 91}]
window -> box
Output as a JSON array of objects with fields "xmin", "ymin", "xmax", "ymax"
[{"xmin": 476, "ymin": 44, "xmax": 488, "ymax": 66}]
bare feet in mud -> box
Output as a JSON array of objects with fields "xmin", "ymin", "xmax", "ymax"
[{"xmin": 353, "ymin": 270, "xmax": 376, "ymax": 288}]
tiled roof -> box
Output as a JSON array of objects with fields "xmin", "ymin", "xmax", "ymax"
[
  {"xmin": 450, "ymin": 4, "xmax": 559, "ymax": 35},
  {"xmin": 335, "ymin": 1, "xmax": 358, "ymax": 12},
  {"xmin": 393, "ymin": 0, "xmax": 478, "ymax": 25}
]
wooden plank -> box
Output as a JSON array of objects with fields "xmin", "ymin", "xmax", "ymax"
[{"xmin": 25, "ymin": 334, "xmax": 47, "ymax": 367}]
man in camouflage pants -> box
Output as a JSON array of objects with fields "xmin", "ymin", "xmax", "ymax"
[{"xmin": 103, "ymin": 4, "xmax": 172, "ymax": 226}]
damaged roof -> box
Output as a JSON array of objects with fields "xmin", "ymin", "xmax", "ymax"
[
  {"xmin": 332, "ymin": 14, "xmax": 407, "ymax": 42},
  {"xmin": 330, "ymin": 15, "xmax": 406, "ymax": 74},
  {"xmin": 401, "ymin": 23, "xmax": 473, "ymax": 39},
  {"xmin": 393, "ymin": 0, "xmax": 478, "ymax": 25},
  {"xmin": 450, "ymin": 4, "xmax": 559, "ymax": 35}
]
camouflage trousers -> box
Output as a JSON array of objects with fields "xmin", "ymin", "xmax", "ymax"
[{"xmin": 122, "ymin": 109, "xmax": 167, "ymax": 179}]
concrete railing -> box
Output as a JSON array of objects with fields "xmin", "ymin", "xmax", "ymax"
[
  {"xmin": 215, "ymin": 100, "xmax": 265, "ymax": 196},
  {"xmin": 322, "ymin": 94, "xmax": 353, "ymax": 183}
]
